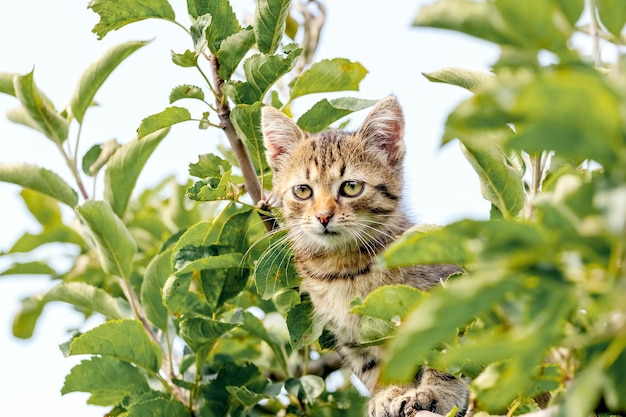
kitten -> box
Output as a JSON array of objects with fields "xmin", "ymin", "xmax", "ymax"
[{"xmin": 261, "ymin": 96, "xmax": 469, "ymax": 417}]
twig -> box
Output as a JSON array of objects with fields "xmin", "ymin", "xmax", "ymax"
[
  {"xmin": 208, "ymin": 54, "xmax": 278, "ymax": 232},
  {"xmin": 56, "ymin": 142, "xmax": 89, "ymax": 200},
  {"xmin": 118, "ymin": 277, "xmax": 189, "ymax": 406},
  {"xmin": 588, "ymin": 0, "xmax": 602, "ymax": 67}
]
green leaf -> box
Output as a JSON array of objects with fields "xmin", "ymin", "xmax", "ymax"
[
  {"xmin": 104, "ymin": 128, "xmax": 170, "ymax": 217},
  {"xmin": 495, "ymin": 0, "xmax": 569, "ymax": 52},
  {"xmin": 62, "ymin": 357, "xmax": 151, "ymax": 406},
  {"xmin": 12, "ymin": 295, "xmax": 44, "ymax": 339},
  {"xmin": 213, "ymin": 208, "xmax": 254, "ymax": 254},
  {"xmin": 297, "ymin": 97, "xmax": 378, "ymax": 133},
  {"xmin": 460, "ymin": 140, "xmax": 525, "ymax": 219},
  {"xmin": 171, "ymin": 50, "xmax": 198, "ymax": 68},
  {"xmin": 597, "ymin": 0, "xmax": 626, "ymax": 37},
  {"xmin": 69, "ymin": 40, "xmax": 149, "ymax": 123},
  {"xmin": 604, "ymin": 344, "xmax": 626, "ymax": 410},
  {"xmin": 179, "ymin": 317, "xmax": 238, "ymax": 351},
  {"xmin": 190, "ymin": 13, "xmax": 212, "ymax": 52},
  {"xmin": 0, "ymin": 72, "xmax": 18, "ymax": 96},
  {"xmin": 254, "ymin": 234, "xmax": 299, "ymax": 299},
  {"xmin": 230, "ymin": 101, "xmax": 269, "ymax": 175},
  {"xmin": 174, "ymin": 252, "xmax": 242, "ymax": 275},
  {"xmin": 162, "ymin": 272, "xmax": 212, "ymax": 318},
  {"xmin": 423, "ymin": 67, "xmax": 493, "ymax": 92},
  {"xmin": 127, "ymin": 397, "xmax": 191, "ymax": 417},
  {"xmin": 272, "ymin": 288, "xmax": 300, "ymax": 315},
  {"xmin": 0, "ymin": 261, "xmax": 56, "ymax": 276},
  {"xmin": 69, "ymin": 319, "xmax": 162, "ymax": 372},
  {"xmin": 89, "ymin": 0, "xmax": 176, "ymax": 39},
  {"xmin": 351, "ymin": 284, "xmax": 425, "ymax": 321},
  {"xmin": 45, "ymin": 282, "xmax": 131, "ymax": 319},
  {"xmin": 169, "ymin": 248, "xmax": 248, "ymax": 312},
  {"xmin": 5, "ymin": 105, "xmax": 43, "ymax": 132},
  {"xmin": 223, "ymin": 46, "xmax": 302, "ymax": 104},
  {"xmin": 75, "ymin": 200, "xmax": 137, "ymax": 278},
  {"xmin": 9, "ymin": 225, "xmax": 84, "ymax": 253},
  {"xmin": 13, "ymin": 71, "xmax": 68, "ymax": 144},
  {"xmin": 557, "ymin": 360, "xmax": 604, "ymax": 417},
  {"xmin": 285, "ymin": 375, "xmax": 325, "ymax": 405},
  {"xmin": 20, "ymin": 188, "xmax": 63, "ymax": 228},
  {"xmin": 186, "ymin": 170, "xmax": 236, "ymax": 202},
  {"xmin": 169, "ymin": 84, "xmax": 205, "ymax": 104},
  {"xmin": 383, "ymin": 269, "xmax": 525, "ymax": 382},
  {"xmin": 554, "ymin": 0, "xmax": 584, "ymax": 26},
  {"xmin": 290, "ymin": 58, "xmax": 368, "ymax": 100},
  {"xmin": 170, "ymin": 204, "xmax": 242, "ymax": 261},
  {"xmin": 140, "ymin": 249, "xmax": 173, "ymax": 331},
  {"xmin": 226, "ymin": 385, "xmax": 271, "ymax": 406},
  {"xmin": 137, "ymin": 107, "xmax": 190, "ymax": 139},
  {"xmin": 384, "ymin": 221, "xmax": 477, "ymax": 268},
  {"xmin": 82, "ymin": 139, "xmax": 120, "ymax": 177},
  {"xmin": 0, "ymin": 163, "xmax": 78, "ymax": 207},
  {"xmin": 254, "ymin": 0, "xmax": 291, "ymax": 54},
  {"xmin": 216, "ymin": 27, "xmax": 257, "ymax": 80},
  {"xmin": 509, "ymin": 69, "xmax": 622, "ymax": 168},
  {"xmin": 413, "ymin": 0, "xmax": 520, "ymax": 46},
  {"xmin": 241, "ymin": 310, "xmax": 287, "ymax": 371},
  {"xmin": 358, "ymin": 316, "xmax": 396, "ymax": 346},
  {"xmin": 286, "ymin": 301, "xmax": 323, "ymax": 349},
  {"xmin": 189, "ymin": 153, "xmax": 232, "ymax": 178},
  {"xmin": 198, "ymin": 363, "xmax": 263, "ymax": 414},
  {"xmin": 385, "ymin": 219, "xmax": 549, "ymax": 269},
  {"xmin": 186, "ymin": 0, "xmax": 241, "ymax": 54}
]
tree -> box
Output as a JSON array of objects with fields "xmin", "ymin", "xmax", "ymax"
[{"xmin": 0, "ymin": 1, "xmax": 625, "ymax": 417}]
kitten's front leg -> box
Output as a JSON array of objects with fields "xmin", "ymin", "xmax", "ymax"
[{"xmin": 368, "ymin": 367, "xmax": 469, "ymax": 417}]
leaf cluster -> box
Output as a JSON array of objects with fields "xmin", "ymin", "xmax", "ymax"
[
  {"xmin": 1, "ymin": 0, "xmax": 374, "ymax": 416},
  {"xmin": 359, "ymin": 1, "xmax": 626, "ymax": 416}
]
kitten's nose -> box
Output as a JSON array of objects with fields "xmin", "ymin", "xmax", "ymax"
[{"xmin": 316, "ymin": 212, "xmax": 334, "ymax": 227}]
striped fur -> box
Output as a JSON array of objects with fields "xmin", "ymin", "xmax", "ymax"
[{"xmin": 262, "ymin": 97, "xmax": 469, "ymax": 417}]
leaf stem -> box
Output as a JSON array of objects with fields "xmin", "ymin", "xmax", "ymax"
[
  {"xmin": 588, "ymin": 0, "xmax": 602, "ymax": 67},
  {"xmin": 56, "ymin": 142, "xmax": 89, "ymax": 200},
  {"xmin": 168, "ymin": 18, "xmax": 192, "ymax": 36}
]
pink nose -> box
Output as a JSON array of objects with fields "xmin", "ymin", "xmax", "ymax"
[{"xmin": 316, "ymin": 212, "xmax": 334, "ymax": 227}]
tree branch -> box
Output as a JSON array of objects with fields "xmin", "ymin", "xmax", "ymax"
[{"xmin": 209, "ymin": 54, "xmax": 278, "ymax": 232}]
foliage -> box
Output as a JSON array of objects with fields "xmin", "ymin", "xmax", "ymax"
[
  {"xmin": 375, "ymin": 1, "xmax": 626, "ymax": 416},
  {"xmin": 1, "ymin": 0, "xmax": 371, "ymax": 415},
  {"xmin": 1, "ymin": 1, "xmax": 625, "ymax": 417}
]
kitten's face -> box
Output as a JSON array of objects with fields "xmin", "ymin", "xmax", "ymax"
[{"xmin": 262, "ymin": 97, "xmax": 406, "ymax": 255}]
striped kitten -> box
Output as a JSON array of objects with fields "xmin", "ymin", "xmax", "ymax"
[{"xmin": 261, "ymin": 96, "xmax": 469, "ymax": 417}]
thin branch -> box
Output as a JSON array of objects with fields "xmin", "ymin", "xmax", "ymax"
[
  {"xmin": 56, "ymin": 142, "xmax": 89, "ymax": 200},
  {"xmin": 208, "ymin": 54, "xmax": 278, "ymax": 232},
  {"xmin": 588, "ymin": 0, "xmax": 602, "ymax": 67},
  {"xmin": 118, "ymin": 277, "xmax": 189, "ymax": 406}
]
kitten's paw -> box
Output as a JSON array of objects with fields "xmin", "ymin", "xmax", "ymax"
[
  {"xmin": 368, "ymin": 386, "xmax": 439, "ymax": 417},
  {"xmin": 368, "ymin": 379, "xmax": 468, "ymax": 417}
]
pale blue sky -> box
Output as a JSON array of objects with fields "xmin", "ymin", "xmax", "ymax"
[{"xmin": 0, "ymin": 1, "xmax": 496, "ymax": 415}]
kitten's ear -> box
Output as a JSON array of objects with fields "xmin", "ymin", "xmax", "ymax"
[
  {"xmin": 261, "ymin": 106, "xmax": 305, "ymax": 172},
  {"xmin": 357, "ymin": 96, "xmax": 405, "ymax": 166}
]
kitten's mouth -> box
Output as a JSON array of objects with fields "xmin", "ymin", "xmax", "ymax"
[{"xmin": 322, "ymin": 229, "xmax": 339, "ymax": 236}]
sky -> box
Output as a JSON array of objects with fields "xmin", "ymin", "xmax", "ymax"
[{"xmin": 0, "ymin": 1, "xmax": 497, "ymax": 415}]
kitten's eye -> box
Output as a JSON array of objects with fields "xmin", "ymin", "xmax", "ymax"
[
  {"xmin": 339, "ymin": 181, "xmax": 364, "ymax": 197},
  {"xmin": 292, "ymin": 184, "xmax": 313, "ymax": 200}
]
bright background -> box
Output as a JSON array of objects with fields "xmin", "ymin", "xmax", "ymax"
[{"xmin": 0, "ymin": 1, "xmax": 496, "ymax": 415}]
